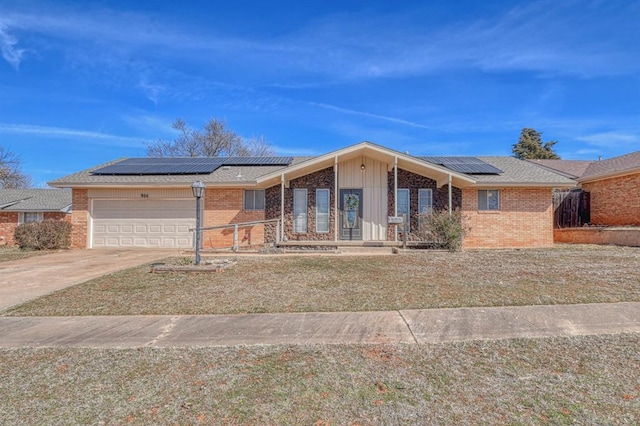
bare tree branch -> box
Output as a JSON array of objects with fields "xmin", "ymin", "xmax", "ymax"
[
  {"xmin": 0, "ymin": 146, "xmax": 31, "ymax": 189},
  {"xmin": 145, "ymin": 118, "xmax": 275, "ymax": 157}
]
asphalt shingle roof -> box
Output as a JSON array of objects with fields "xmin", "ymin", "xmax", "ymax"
[
  {"xmin": 526, "ymin": 159, "xmax": 594, "ymax": 179},
  {"xmin": 472, "ymin": 157, "xmax": 576, "ymax": 185},
  {"xmin": 0, "ymin": 189, "xmax": 72, "ymax": 212},
  {"xmin": 580, "ymin": 151, "xmax": 640, "ymax": 180}
]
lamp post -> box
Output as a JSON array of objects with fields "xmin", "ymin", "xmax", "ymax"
[{"xmin": 191, "ymin": 181, "xmax": 206, "ymax": 265}]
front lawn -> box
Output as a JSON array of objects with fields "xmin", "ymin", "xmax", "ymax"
[
  {"xmin": 1, "ymin": 334, "xmax": 638, "ymax": 424},
  {"xmin": 0, "ymin": 247, "xmax": 56, "ymax": 263},
  {"xmin": 4, "ymin": 245, "xmax": 639, "ymax": 316}
]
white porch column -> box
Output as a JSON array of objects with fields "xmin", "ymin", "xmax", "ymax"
[
  {"xmin": 394, "ymin": 156, "xmax": 398, "ymax": 242},
  {"xmin": 280, "ymin": 174, "xmax": 285, "ymax": 241},
  {"xmin": 334, "ymin": 155, "xmax": 338, "ymax": 241},
  {"xmin": 448, "ymin": 173, "xmax": 453, "ymax": 216}
]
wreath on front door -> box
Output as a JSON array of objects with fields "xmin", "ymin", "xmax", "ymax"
[{"xmin": 345, "ymin": 194, "xmax": 359, "ymax": 211}]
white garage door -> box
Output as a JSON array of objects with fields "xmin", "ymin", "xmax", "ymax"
[{"xmin": 92, "ymin": 199, "xmax": 195, "ymax": 248}]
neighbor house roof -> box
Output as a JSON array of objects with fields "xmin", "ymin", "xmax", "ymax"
[
  {"xmin": 526, "ymin": 159, "xmax": 594, "ymax": 179},
  {"xmin": 0, "ymin": 189, "xmax": 72, "ymax": 212},
  {"xmin": 49, "ymin": 142, "xmax": 576, "ymax": 189},
  {"xmin": 578, "ymin": 151, "xmax": 640, "ymax": 183}
]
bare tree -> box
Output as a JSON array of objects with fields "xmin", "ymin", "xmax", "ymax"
[
  {"xmin": 145, "ymin": 118, "xmax": 275, "ymax": 157},
  {"xmin": 0, "ymin": 146, "xmax": 31, "ymax": 189}
]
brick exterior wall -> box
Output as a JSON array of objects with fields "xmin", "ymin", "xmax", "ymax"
[
  {"xmin": 0, "ymin": 212, "xmax": 19, "ymax": 246},
  {"xmin": 386, "ymin": 169, "xmax": 462, "ymax": 239},
  {"xmin": 202, "ymin": 188, "xmax": 266, "ymax": 249},
  {"xmin": 266, "ymin": 167, "xmax": 335, "ymax": 241},
  {"xmin": 462, "ymin": 188, "xmax": 554, "ymax": 248},
  {"xmin": 581, "ymin": 172, "xmax": 640, "ymax": 226},
  {"xmin": 1, "ymin": 212, "xmax": 71, "ymax": 247},
  {"xmin": 70, "ymin": 189, "xmax": 89, "ymax": 249}
]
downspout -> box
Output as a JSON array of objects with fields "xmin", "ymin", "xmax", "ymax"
[
  {"xmin": 448, "ymin": 173, "xmax": 453, "ymax": 216},
  {"xmin": 280, "ymin": 173, "xmax": 285, "ymax": 242},
  {"xmin": 394, "ymin": 156, "xmax": 398, "ymax": 242},
  {"xmin": 334, "ymin": 155, "xmax": 338, "ymax": 242}
]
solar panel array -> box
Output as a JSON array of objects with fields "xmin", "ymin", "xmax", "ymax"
[
  {"xmin": 421, "ymin": 156, "xmax": 503, "ymax": 174},
  {"xmin": 92, "ymin": 157, "xmax": 294, "ymax": 175}
]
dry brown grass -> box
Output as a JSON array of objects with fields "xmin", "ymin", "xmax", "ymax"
[
  {"xmin": 5, "ymin": 245, "xmax": 639, "ymax": 316},
  {"xmin": 1, "ymin": 334, "xmax": 639, "ymax": 424},
  {"xmin": 0, "ymin": 246, "xmax": 57, "ymax": 263}
]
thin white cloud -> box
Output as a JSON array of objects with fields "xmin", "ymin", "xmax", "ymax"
[
  {"xmin": 0, "ymin": 22, "xmax": 24, "ymax": 69},
  {"xmin": 0, "ymin": 123, "xmax": 150, "ymax": 147},
  {"xmin": 575, "ymin": 131, "xmax": 639, "ymax": 148},
  {"xmin": 310, "ymin": 102, "xmax": 436, "ymax": 130}
]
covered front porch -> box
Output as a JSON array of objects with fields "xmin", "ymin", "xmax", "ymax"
[{"xmin": 258, "ymin": 142, "xmax": 474, "ymax": 244}]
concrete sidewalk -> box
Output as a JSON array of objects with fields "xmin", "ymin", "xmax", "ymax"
[{"xmin": 1, "ymin": 302, "xmax": 638, "ymax": 348}]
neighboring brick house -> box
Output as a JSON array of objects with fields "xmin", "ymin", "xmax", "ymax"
[
  {"xmin": 48, "ymin": 142, "xmax": 575, "ymax": 250},
  {"xmin": 577, "ymin": 151, "xmax": 640, "ymax": 226},
  {"xmin": 529, "ymin": 151, "xmax": 640, "ymax": 226},
  {"xmin": 0, "ymin": 189, "xmax": 72, "ymax": 246}
]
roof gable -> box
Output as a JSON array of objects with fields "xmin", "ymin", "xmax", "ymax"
[{"xmin": 579, "ymin": 151, "xmax": 640, "ymax": 182}]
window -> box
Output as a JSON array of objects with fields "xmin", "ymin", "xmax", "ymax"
[
  {"xmin": 478, "ymin": 190, "xmax": 500, "ymax": 211},
  {"xmin": 397, "ymin": 188, "xmax": 410, "ymax": 229},
  {"xmin": 244, "ymin": 189, "xmax": 265, "ymax": 210},
  {"xmin": 19, "ymin": 212, "xmax": 43, "ymax": 224},
  {"xmin": 418, "ymin": 188, "xmax": 433, "ymax": 228},
  {"xmin": 316, "ymin": 189, "xmax": 330, "ymax": 233},
  {"xmin": 293, "ymin": 189, "xmax": 308, "ymax": 233}
]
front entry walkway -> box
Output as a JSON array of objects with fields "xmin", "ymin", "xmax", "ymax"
[{"xmin": 0, "ymin": 249, "xmax": 179, "ymax": 311}]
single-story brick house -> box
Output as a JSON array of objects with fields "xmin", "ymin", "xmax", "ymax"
[
  {"xmin": 0, "ymin": 189, "xmax": 72, "ymax": 246},
  {"xmin": 49, "ymin": 142, "xmax": 576, "ymax": 250},
  {"xmin": 529, "ymin": 151, "xmax": 640, "ymax": 226}
]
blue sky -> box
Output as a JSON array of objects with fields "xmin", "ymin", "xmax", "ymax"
[{"xmin": 1, "ymin": 0, "xmax": 638, "ymax": 186}]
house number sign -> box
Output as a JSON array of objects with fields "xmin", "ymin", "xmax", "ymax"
[{"xmin": 140, "ymin": 193, "xmax": 150, "ymax": 198}]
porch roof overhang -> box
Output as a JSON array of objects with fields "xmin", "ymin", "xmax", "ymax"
[{"xmin": 256, "ymin": 141, "xmax": 477, "ymax": 188}]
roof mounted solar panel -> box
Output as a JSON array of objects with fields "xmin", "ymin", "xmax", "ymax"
[
  {"xmin": 421, "ymin": 156, "xmax": 503, "ymax": 174},
  {"xmin": 91, "ymin": 156, "xmax": 294, "ymax": 175}
]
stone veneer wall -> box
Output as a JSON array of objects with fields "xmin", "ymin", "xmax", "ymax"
[
  {"xmin": 581, "ymin": 173, "xmax": 640, "ymax": 226},
  {"xmin": 266, "ymin": 167, "xmax": 335, "ymax": 241},
  {"xmin": 386, "ymin": 169, "xmax": 462, "ymax": 239}
]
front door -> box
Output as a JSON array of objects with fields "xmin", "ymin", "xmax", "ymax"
[{"xmin": 339, "ymin": 189, "xmax": 363, "ymax": 240}]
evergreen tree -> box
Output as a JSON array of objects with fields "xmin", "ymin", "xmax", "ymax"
[{"xmin": 512, "ymin": 128, "xmax": 560, "ymax": 160}]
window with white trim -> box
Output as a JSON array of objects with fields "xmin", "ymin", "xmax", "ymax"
[
  {"xmin": 478, "ymin": 189, "xmax": 500, "ymax": 211},
  {"xmin": 418, "ymin": 188, "xmax": 433, "ymax": 228},
  {"xmin": 293, "ymin": 189, "xmax": 308, "ymax": 233},
  {"xmin": 244, "ymin": 189, "xmax": 265, "ymax": 210},
  {"xmin": 19, "ymin": 212, "xmax": 43, "ymax": 224},
  {"xmin": 397, "ymin": 188, "xmax": 410, "ymax": 229},
  {"xmin": 316, "ymin": 189, "xmax": 330, "ymax": 233}
]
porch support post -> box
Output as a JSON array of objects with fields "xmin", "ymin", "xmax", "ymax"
[
  {"xmin": 394, "ymin": 156, "xmax": 398, "ymax": 242},
  {"xmin": 448, "ymin": 173, "xmax": 453, "ymax": 216},
  {"xmin": 334, "ymin": 155, "xmax": 338, "ymax": 242},
  {"xmin": 280, "ymin": 174, "xmax": 285, "ymax": 241}
]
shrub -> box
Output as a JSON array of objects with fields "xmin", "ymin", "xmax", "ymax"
[
  {"xmin": 417, "ymin": 209, "xmax": 471, "ymax": 252},
  {"xmin": 14, "ymin": 219, "xmax": 72, "ymax": 250}
]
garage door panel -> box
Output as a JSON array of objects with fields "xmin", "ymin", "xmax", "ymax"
[{"xmin": 92, "ymin": 199, "xmax": 195, "ymax": 249}]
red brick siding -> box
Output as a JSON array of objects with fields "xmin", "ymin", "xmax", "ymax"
[
  {"xmin": 582, "ymin": 173, "xmax": 640, "ymax": 226},
  {"xmin": 70, "ymin": 189, "xmax": 89, "ymax": 249},
  {"xmin": 462, "ymin": 188, "xmax": 554, "ymax": 249},
  {"xmin": 203, "ymin": 188, "xmax": 266, "ymax": 249},
  {"xmin": 0, "ymin": 212, "xmax": 19, "ymax": 246},
  {"xmin": 0, "ymin": 211, "xmax": 69, "ymax": 247}
]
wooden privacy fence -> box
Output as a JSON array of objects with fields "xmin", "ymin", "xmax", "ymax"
[{"xmin": 553, "ymin": 190, "xmax": 590, "ymax": 228}]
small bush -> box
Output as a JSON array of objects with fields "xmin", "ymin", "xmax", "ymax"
[
  {"xmin": 417, "ymin": 209, "xmax": 471, "ymax": 252},
  {"xmin": 14, "ymin": 220, "xmax": 72, "ymax": 250}
]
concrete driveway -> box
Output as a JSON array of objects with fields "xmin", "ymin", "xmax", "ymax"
[{"xmin": 0, "ymin": 249, "xmax": 179, "ymax": 311}]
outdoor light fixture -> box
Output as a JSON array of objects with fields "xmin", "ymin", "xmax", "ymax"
[
  {"xmin": 191, "ymin": 181, "xmax": 206, "ymax": 265},
  {"xmin": 360, "ymin": 163, "xmax": 365, "ymax": 171}
]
